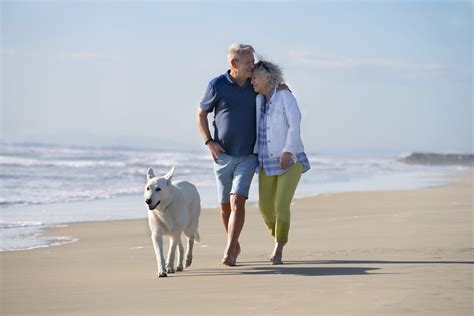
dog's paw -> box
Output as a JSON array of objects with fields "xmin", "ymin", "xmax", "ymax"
[
  {"xmin": 157, "ymin": 271, "xmax": 168, "ymax": 278},
  {"xmin": 176, "ymin": 265, "xmax": 184, "ymax": 272},
  {"xmin": 185, "ymin": 257, "xmax": 192, "ymax": 268},
  {"xmin": 166, "ymin": 266, "xmax": 175, "ymax": 274}
]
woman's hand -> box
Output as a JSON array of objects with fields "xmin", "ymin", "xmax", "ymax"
[{"xmin": 279, "ymin": 152, "xmax": 292, "ymax": 169}]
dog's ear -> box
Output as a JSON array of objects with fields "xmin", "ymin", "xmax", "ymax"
[
  {"xmin": 164, "ymin": 167, "xmax": 175, "ymax": 184},
  {"xmin": 147, "ymin": 168, "xmax": 155, "ymax": 180}
]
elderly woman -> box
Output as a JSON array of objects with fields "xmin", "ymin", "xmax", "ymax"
[{"xmin": 251, "ymin": 60, "xmax": 311, "ymax": 265}]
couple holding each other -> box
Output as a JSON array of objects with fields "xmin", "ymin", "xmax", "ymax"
[{"xmin": 196, "ymin": 43, "xmax": 310, "ymax": 266}]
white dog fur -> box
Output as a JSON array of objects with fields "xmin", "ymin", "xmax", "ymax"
[{"xmin": 144, "ymin": 167, "xmax": 201, "ymax": 278}]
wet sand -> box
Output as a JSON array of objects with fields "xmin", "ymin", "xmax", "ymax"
[{"xmin": 1, "ymin": 171, "xmax": 472, "ymax": 315}]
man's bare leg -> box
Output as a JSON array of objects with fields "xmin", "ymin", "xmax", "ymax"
[
  {"xmin": 222, "ymin": 195, "xmax": 246, "ymax": 265},
  {"xmin": 220, "ymin": 203, "xmax": 241, "ymax": 260}
]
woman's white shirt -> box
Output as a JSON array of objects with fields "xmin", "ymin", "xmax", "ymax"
[{"xmin": 254, "ymin": 89, "xmax": 305, "ymax": 161}]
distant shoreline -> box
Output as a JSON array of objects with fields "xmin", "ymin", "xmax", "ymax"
[{"xmin": 399, "ymin": 152, "xmax": 474, "ymax": 166}]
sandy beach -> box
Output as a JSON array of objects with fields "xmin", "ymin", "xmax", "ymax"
[{"xmin": 1, "ymin": 171, "xmax": 472, "ymax": 315}]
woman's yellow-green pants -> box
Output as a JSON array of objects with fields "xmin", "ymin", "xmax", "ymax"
[{"xmin": 258, "ymin": 163, "xmax": 302, "ymax": 243}]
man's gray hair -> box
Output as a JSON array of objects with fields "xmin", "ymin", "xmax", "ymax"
[
  {"xmin": 227, "ymin": 43, "xmax": 255, "ymax": 62},
  {"xmin": 254, "ymin": 59, "xmax": 285, "ymax": 89}
]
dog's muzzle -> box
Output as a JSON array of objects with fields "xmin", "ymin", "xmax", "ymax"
[{"xmin": 147, "ymin": 200, "xmax": 161, "ymax": 210}]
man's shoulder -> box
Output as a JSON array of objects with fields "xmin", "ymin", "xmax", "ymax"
[{"xmin": 208, "ymin": 73, "xmax": 229, "ymax": 87}]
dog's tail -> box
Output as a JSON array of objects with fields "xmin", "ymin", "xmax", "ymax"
[{"xmin": 194, "ymin": 230, "xmax": 201, "ymax": 243}]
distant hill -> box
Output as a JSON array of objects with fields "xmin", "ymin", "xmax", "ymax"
[{"xmin": 400, "ymin": 153, "xmax": 474, "ymax": 166}]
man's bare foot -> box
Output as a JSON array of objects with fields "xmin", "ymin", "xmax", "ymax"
[
  {"xmin": 222, "ymin": 254, "xmax": 236, "ymax": 266},
  {"xmin": 223, "ymin": 242, "xmax": 241, "ymax": 265},
  {"xmin": 222, "ymin": 243, "xmax": 240, "ymax": 266},
  {"xmin": 234, "ymin": 243, "xmax": 241, "ymax": 260}
]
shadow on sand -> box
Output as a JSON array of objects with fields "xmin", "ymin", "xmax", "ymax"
[
  {"xmin": 184, "ymin": 261, "xmax": 380, "ymax": 277},
  {"xmin": 257, "ymin": 259, "xmax": 474, "ymax": 265},
  {"xmin": 182, "ymin": 259, "xmax": 473, "ymax": 277},
  {"xmin": 238, "ymin": 266, "xmax": 380, "ymax": 277}
]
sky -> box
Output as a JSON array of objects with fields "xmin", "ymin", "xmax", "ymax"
[{"xmin": 1, "ymin": 0, "xmax": 472, "ymax": 155}]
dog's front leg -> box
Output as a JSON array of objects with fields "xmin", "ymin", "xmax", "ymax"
[
  {"xmin": 151, "ymin": 233, "xmax": 167, "ymax": 277},
  {"xmin": 166, "ymin": 233, "xmax": 180, "ymax": 273},
  {"xmin": 176, "ymin": 238, "xmax": 184, "ymax": 272}
]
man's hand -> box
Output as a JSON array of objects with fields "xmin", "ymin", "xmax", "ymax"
[
  {"xmin": 208, "ymin": 141, "xmax": 225, "ymax": 161},
  {"xmin": 277, "ymin": 83, "xmax": 291, "ymax": 92},
  {"xmin": 279, "ymin": 152, "xmax": 292, "ymax": 169}
]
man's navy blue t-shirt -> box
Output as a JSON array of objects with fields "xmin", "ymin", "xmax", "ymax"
[{"xmin": 200, "ymin": 71, "xmax": 257, "ymax": 157}]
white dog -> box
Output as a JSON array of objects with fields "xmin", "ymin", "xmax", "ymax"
[{"xmin": 144, "ymin": 167, "xmax": 201, "ymax": 278}]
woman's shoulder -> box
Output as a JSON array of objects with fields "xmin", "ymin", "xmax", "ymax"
[{"xmin": 276, "ymin": 89, "xmax": 297, "ymax": 104}]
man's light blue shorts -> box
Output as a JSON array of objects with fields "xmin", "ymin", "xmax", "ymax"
[{"xmin": 213, "ymin": 153, "xmax": 258, "ymax": 204}]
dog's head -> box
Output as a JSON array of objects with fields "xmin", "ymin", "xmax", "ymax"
[{"xmin": 144, "ymin": 167, "xmax": 175, "ymax": 210}]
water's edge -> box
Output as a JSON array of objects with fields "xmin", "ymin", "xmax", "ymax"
[{"xmin": 2, "ymin": 169, "xmax": 467, "ymax": 252}]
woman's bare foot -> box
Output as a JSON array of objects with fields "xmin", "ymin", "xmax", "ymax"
[
  {"xmin": 270, "ymin": 242, "xmax": 286, "ymax": 265},
  {"xmin": 271, "ymin": 253, "xmax": 283, "ymax": 265}
]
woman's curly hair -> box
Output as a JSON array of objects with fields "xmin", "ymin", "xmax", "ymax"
[{"xmin": 254, "ymin": 59, "xmax": 284, "ymax": 89}]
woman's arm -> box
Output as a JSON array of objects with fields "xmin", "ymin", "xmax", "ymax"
[{"xmin": 282, "ymin": 91, "xmax": 302, "ymax": 157}]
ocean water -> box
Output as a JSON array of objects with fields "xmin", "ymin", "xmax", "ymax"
[{"xmin": 0, "ymin": 143, "xmax": 469, "ymax": 251}]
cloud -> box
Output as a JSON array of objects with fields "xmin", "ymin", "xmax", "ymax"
[{"xmin": 288, "ymin": 51, "xmax": 447, "ymax": 72}]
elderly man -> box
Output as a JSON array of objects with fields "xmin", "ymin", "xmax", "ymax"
[{"xmin": 196, "ymin": 43, "xmax": 258, "ymax": 266}]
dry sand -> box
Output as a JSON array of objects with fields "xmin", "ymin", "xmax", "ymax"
[{"xmin": 1, "ymin": 171, "xmax": 472, "ymax": 315}]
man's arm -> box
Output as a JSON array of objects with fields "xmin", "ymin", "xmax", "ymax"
[
  {"xmin": 196, "ymin": 107, "xmax": 212, "ymax": 143},
  {"xmin": 277, "ymin": 83, "xmax": 291, "ymax": 92},
  {"xmin": 196, "ymin": 107, "xmax": 225, "ymax": 160}
]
